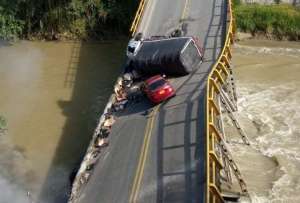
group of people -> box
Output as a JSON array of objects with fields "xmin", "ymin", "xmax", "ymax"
[
  {"xmin": 94, "ymin": 74, "xmax": 135, "ymax": 148},
  {"xmin": 113, "ymin": 77, "xmax": 129, "ymax": 111}
]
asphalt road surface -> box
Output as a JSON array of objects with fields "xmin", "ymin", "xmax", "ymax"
[{"xmin": 75, "ymin": 0, "xmax": 227, "ymax": 202}]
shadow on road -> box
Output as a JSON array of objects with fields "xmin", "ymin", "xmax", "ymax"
[
  {"xmin": 154, "ymin": 0, "xmax": 227, "ymax": 201},
  {"xmin": 114, "ymin": 97, "xmax": 155, "ymax": 118}
]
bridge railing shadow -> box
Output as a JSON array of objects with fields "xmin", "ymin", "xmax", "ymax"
[
  {"xmin": 156, "ymin": 91, "xmax": 206, "ymax": 202},
  {"xmin": 37, "ymin": 40, "xmax": 127, "ymax": 203},
  {"xmin": 154, "ymin": 0, "xmax": 227, "ymax": 201}
]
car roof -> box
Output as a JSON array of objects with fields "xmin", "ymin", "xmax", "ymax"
[{"xmin": 145, "ymin": 75, "xmax": 164, "ymax": 84}]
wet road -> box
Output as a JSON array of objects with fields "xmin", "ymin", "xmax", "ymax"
[{"xmin": 76, "ymin": 0, "xmax": 227, "ymax": 202}]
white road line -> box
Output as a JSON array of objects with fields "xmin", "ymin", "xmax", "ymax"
[{"xmin": 181, "ymin": 0, "xmax": 190, "ymax": 20}]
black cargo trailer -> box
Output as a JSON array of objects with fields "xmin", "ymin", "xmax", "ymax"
[{"xmin": 129, "ymin": 37, "xmax": 203, "ymax": 77}]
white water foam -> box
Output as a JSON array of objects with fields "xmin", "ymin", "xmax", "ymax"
[
  {"xmin": 237, "ymin": 82, "xmax": 300, "ymax": 203},
  {"xmin": 234, "ymin": 44, "xmax": 300, "ymax": 58}
]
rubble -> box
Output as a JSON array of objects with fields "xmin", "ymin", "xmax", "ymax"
[{"xmin": 68, "ymin": 71, "xmax": 138, "ymax": 202}]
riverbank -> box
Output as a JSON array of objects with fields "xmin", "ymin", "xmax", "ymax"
[
  {"xmin": 0, "ymin": 1, "xmax": 138, "ymax": 41},
  {"xmin": 236, "ymin": 31, "xmax": 300, "ymax": 44},
  {"xmin": 234, "ymin": 3, "xmax": 300, "ymax": 40}
]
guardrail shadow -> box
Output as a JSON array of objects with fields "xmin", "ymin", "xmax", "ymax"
[
  {"xmin": 154, "ymin": 0, "xmax": 227, "ymax": 201},
  {"xmin": 156, "ymin": 90, "xmax": 206, "ymax": 202},
  {"xmin": 37, "ymin": 41, "xmax": 126, "ymax": 203}
]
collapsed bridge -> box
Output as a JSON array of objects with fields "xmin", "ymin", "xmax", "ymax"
[{"xmin": 69, "ymin": 0, "xmax": 251, "ymax": 202}]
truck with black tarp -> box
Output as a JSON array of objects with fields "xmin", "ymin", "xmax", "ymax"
[{"xmin": 128, "ymin": 37, "xmax": 203, "ymax": 77}]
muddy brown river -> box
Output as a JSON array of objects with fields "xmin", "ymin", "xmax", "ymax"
[
  {"xmin": 0, "ymin": 39, "xmax": 299, "ymax": 203},
  {"xmin": 230, "ymin": 40, "xmax": 300, "ymax": 203},
  {"xmin": 0, "ymin": 40, "xmax": 125, "ymax": 203}
]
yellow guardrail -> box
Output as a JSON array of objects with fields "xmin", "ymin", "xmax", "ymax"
[
  {"xmin": 205, "ymin": 0, "xmax": 235, "ymax": 202},
  {"xmin": 130, "ymin": 0, "xmax": 147, "ymax": 36}
]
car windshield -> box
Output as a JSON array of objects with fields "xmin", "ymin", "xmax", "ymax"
[
  {"xmin": 148, "ymin": 79, "xmax": 166, "ymax": 91},
  {"xmin": 128, "ymin": 46, "xmax": 135, "ymax": 53}
]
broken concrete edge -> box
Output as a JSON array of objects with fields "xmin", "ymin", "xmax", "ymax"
[{"xmin": 68, "ymin": 75, "xmax": 124, "ymax": 203}]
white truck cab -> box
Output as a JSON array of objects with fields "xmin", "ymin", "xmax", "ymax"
[{"xmin": 126, "ymin": 33, "xmax": 143, "ymax": 58}]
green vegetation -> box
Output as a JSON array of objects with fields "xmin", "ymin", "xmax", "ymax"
[
  {"xmin": 0, "ymin": 6, "xmax": 24, "ymax": 40},
  {"xmin": 234, "ymin": 4, "xmax": 300, "ymax": 40},
  {"xmin": 233, "ymin": 0, "xmax": 241, "ymax": 7},
  {"xmin": 0, "ymin": 0, "xmax": 138, "ymax": 40}
]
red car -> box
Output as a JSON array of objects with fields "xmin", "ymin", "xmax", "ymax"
[{"xmin": 143, "ymin": 75, "xmax": 176, "ymax": 104}]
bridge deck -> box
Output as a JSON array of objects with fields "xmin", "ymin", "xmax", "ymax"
[{"xmin": 76, "ymin": 0, "xmax": 227, "ymax": 202}]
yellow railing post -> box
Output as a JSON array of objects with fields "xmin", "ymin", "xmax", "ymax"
[
  {"xmin": 206, "ymin": 0, "xmax": 234, "ymax": 202},
  {"xmin": 130, "ymin": 0, "xmax": 147, "ymax": 36}
]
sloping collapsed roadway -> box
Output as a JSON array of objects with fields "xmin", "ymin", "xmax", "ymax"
[{"xmin": 75, "ymin": 0, "xmax": 230, "ymax": 202}]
